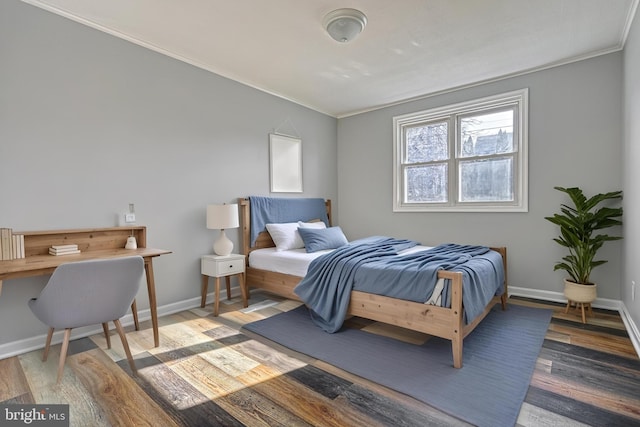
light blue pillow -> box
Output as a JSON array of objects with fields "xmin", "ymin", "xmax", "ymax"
[{"xmin": 298, "ymin": 226, "xmax": 349, "ymax": 253}]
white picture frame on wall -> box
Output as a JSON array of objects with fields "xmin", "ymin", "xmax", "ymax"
[{"xmin": 269, "ymin": 133, "xmax": 303, "ymax": 193}]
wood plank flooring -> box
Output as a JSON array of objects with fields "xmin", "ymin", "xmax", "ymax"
[{"xmin": 1, "ymin": 292, "xmax": 639, "ymax": 426}]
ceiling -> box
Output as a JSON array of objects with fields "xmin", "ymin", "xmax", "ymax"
[{"xmin": 23, "ymin": 0, "xmax": 639, "ymax": 118}]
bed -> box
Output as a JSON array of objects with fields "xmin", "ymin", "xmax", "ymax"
[{"xmin": 238, "ymin": 196, "xmax": 508, "ymax": 368}]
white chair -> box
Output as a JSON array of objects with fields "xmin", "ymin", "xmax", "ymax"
[{"xmin": 28, "ymin": 256, "xmax": 144, "ymax": 383}]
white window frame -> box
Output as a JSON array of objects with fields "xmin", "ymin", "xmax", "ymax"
[{"xmin": 393, "ymin": 88, "xmax": 528, "ymax": 212}]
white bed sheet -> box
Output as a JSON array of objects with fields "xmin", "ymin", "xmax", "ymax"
[{"xmin": 248, "ymin": 244, "xmax": 435, "ymax": 278}]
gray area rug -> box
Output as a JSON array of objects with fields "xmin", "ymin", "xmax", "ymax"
[{"xmin": 243, "ymin": 303, "xmax": 552, "ymax": 427}]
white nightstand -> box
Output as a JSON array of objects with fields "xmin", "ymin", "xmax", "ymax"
[{"xmin": 201, "ymin": 254, "xmax": 247, "ymax": 316}]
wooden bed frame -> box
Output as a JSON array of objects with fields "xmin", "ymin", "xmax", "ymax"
[{"xmin": 238, "ymin": 197, "xmax": 508, "ymax": 368}]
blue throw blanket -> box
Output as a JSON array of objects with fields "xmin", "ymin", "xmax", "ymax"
[
  {"xmin": 249, "ymin": 196, "xmax": 329, "ymax": 246},
  {"xmin": 294, "ymin": 239, "xmax": 504, "ymax": 333}
]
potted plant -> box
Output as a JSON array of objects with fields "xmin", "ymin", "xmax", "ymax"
[{"xmin": 545, "ymin": 186, "xmax": 623, "ymax": 320}]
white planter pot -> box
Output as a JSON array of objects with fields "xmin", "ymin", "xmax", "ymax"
[{"xmin": 563, "ymin": 279, "xmax": 597, "ymax": 303}]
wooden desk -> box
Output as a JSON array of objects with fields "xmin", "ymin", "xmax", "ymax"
[{"xmin": 0, "ymin": 226, "xmax": 170, "ymax": 347}]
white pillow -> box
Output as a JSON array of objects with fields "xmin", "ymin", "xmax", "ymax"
[
  {"xmin": 298, "ymin": 221, "xmax": 327, "ymax": 230},
  {"xmin": 266, "ymin": 222, "xmax": 305, "ymax": 251}
]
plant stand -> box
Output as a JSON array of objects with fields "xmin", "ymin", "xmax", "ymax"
[
  {"xmin": 563, "ymin": 280, "xmax": 597, "ymax": 324},
  {"xmin": 564, "ymin": 300, "xmax": 593, "ymax": 324}
]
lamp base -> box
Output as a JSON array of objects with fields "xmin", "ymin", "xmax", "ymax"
[
  {"xmin": 125, "ymin": 236, "xmax": 137, "ymax": 250},
  {"xmin": 213, "ymin": 229, "xmax": 233, "ymax": 256}
]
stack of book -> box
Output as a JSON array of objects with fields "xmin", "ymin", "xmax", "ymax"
[
  {"xmin": 1, "ymin": 227, "xmax": 25, "ymax": 260},
  {"xmin": 49, "ymin": 244, "xmax": 81, "ymax": 256}
]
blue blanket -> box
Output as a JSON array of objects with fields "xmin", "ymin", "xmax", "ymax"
[
  {"xmin": 249, "ymin": 196, "xmax": 329, "ymax": 246},
  {"xmin": 294, "ymin": 239, "xmax": 504, "ymax": 333}
]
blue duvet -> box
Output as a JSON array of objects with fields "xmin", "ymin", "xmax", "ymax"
[{"xmin": 294, "ymin": 237, "xmax": 505, "ymax": 333}]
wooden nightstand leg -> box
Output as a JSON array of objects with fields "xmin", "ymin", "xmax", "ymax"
[
  {"xmin": 225, "ymin": 276, "xmax": 231, "ymax": 300},
  {"xmin": 239, "ymin": 272, "xmax": 248, "ymax": 308},
  {"xmin": 214, "ymin": 277, "xmax": 221, "ymax": 317},
  {"xmin": 201, "ymin": 275, "xmax": 209, "ymax": 308}
]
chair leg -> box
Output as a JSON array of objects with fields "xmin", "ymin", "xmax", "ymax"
[
  {"xmin": 102, "ymin": 323, "xmax": 111, "ymax": 349},
  {"xmin": 113, "ymin": 319, "xmax": 137, "ymax": 375},
  {"xmin": 43, "ymin": 327, "xmax": 54, "ymax": 362},
  {"xmin": 131, "ymin": 299, "xmax": 139, "ymax": 331},
  {"xmin": 57, "ymin": 328, "xmax": 72, "ymax": 383}
]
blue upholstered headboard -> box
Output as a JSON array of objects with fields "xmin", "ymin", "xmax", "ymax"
[
  {"xmin": 238, "ymin": 197, "xmax": 332, "ymax": 254},
  {"xmin": 248, "ymin": 196, "xmax": 329, "ymax": 246}
]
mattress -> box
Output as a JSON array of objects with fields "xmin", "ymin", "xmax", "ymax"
[{"xmin": 249, "ymin": 247, "xmax": 332, "ymax": 277}]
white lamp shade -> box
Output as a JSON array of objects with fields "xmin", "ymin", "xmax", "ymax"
[{"xmin": 206, "ymin": 204, "xmax": 239, "ymax": 230}]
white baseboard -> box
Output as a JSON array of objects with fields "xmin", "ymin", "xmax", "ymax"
[
  {"xmin": 3, "ymin": 286, "xmax": 638, "ymax": 360},
  {"xmin": 508, "ymin": 286, "xmax": 622, "ymax": 310},
  {"xmin": 619, "ymin": 303, "xmax": 640, "ymax": 358},
  {"xmin": 509, "ymin": 286, "xmax": 639, "ymax": 357}
]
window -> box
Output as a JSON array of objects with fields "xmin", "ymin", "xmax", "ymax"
[{"xmin": 393, "ymin": 89, "xmax": 528, "ymax": 212}]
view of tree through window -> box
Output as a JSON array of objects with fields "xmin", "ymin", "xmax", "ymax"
[
  {"xmin": 458, "ymin": 110, "xmax": 514, "ymax": 202},
  {"xmin": 405, "ymin": 122, "xmax": 449, "ymax": 202},
  {"xmin": 393, "ymin": 89, "xmax": 528, "ymax": 212}
]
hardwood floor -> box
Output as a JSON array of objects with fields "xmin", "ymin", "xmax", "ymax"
[{"xmin": 1, "ymin": 292, "xmax": 639, "ymax": 426}]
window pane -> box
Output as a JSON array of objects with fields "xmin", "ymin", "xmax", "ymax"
[
  {"xmin": 406, "ymin": 164, "xmax": 448, "ymax": 202},
  {"xmin": 405, "ymin": 122, "xmax": 448, "ymax": 163},
  {"xmin": 459, "ymin": 157, "xmax": 513, "ymax": 202},
  {"xmin": 460, "ymin": 110, "xmax": 513, "ymax": 158}
]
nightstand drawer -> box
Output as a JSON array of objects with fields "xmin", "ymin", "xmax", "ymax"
[{"xmin": 201, "ymin": 255, "xmax": 245, "ymax": 277}]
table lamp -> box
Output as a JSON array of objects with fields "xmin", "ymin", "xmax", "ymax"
[{"xmin": 206, "ymin": 204, "xmax": 239, "ymax": 256}]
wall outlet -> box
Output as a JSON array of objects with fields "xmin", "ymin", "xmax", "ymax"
[{"xmin": 124, "ymin": 203, "xmax": 136, "ymax": 224}]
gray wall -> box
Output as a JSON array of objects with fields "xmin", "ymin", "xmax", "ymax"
[
  {"xmin": 623, "ymin": 11, "xmax": 640, "ymax": 329},
  {"xmin": 0, "ymin": 1, "xmax": 337, "ymax": 346},
  {"xmin": 337, "ymin": 52, "xmax": 624, "ymax": 301}
]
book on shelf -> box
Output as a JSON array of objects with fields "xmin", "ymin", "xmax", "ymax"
[
  {"xmin": 49, "ymin": 244, "xmax": 79, "ymax": 255},
  {"xmin": 1, "ymin": 228, "xmax": 13, "ymax": 261},
  {"xmin": 51, "ymin": 244, "xmax": 78, "ymax": 251},
  {"xmin": 9, "ymin": 234, "xmax": 25, "ymax": 259},
  {"xmin": 49, "ymin": 248, "xmax": 81, "ymax": 256}
]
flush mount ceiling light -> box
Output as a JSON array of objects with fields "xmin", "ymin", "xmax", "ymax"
[{"xmin": 323, "ymin": 8, "xmax": 367, "ymax": 43}]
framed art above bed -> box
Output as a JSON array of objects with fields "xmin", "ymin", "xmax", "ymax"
[{"xmin": 269, "ymin": 133, "xmax": 303, "ymax": 193}]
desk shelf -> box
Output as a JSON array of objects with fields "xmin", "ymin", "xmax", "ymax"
[{"xmin": 19, "ymin": 226, "xmax": 147, "ymax": 257}]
